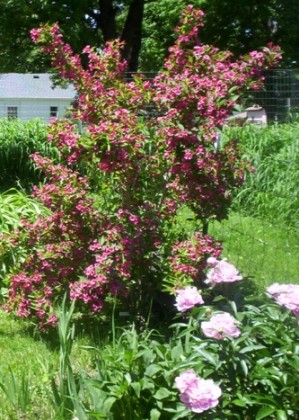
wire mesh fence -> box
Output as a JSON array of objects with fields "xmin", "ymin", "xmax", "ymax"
[
  {"xmin": 129, "ymin": 69, "xmax": 299, "ymax": 123},
  {"xmin": 0, "ymin": 69, "xmax": 297, "ymax": 123},
  {"xmin": 244, "ymin": 69, "xmax": 299, "ymax": 122}
]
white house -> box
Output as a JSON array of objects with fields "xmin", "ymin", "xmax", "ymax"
[{"xmin": 0, "ymin": 73, "xmax": 76, "ymax": 122}]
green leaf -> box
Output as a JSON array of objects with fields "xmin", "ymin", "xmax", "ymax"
[
  {"xmin": 232, "ymin": 399, "xmax": 246, "ymax": 407},
  {"xmin": 266, "ymin": 306, "xmax": 281, "ymax": 320},
  {"xmin": 163, "ymin": 403, "xmax": 189, "ymax": 419},
  {"xmin": 141, "ymin": 377, "xmax": 155, "ymax": 391},
  {"xmin": 153, "ymin": 387, "xmax": 173, "ymax": 400},
  {"xmin": 239, "ymin": 344, "xmax": 266, "ymax": 354},
  {"xmin": 103, "ymin": 397, "xmax": 116, "ymax": 411},
  {"xmin": 130, "ymin": 381, "xmax": 141, "ymax": 398},
  {"xmin": 124, "ymin": 373, "xmax": 131, "ymax": 385},
  {"xmin": 229, "ymin": 300, "xmax": 238, "ymax": 315},
  {"xmin": 145, "ymin": 365, "xmax": 162, "ymax": 377},
  {"xmin": 240, "ymin": 359, "xmax": 248, "ymax": 376},
  {"xmin": 276, "ymin": 410, "xmax": 288, "ymax": 420},
  {"xmin": 150, "ymin": 408, "xmax": 161, "ymax": 420},
  {"xmin": 171, "ymin": 344, "xmax": 184, "ymax": 360},
  {"xmin": 192, "ymin": 347, "xmax": 218, "ymax": 366},
  {"xmin": 256, "ymin": 406, "xmax": 276, "ymax": 420}
]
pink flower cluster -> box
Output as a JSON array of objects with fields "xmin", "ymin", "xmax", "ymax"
[
  {"xmin": 267, "ymin": 283, "xmax": 299, "ymax": 317},
  {"xmin": 169, "ymin": 233, "xmax": 222, "ymax": 283},
  {"xmin": 201, "ymin": 312, "xmax": 241, "ymax": 339},
  {"xmin": 175, "ymin": 369, "xmax": 221, "ymax": 413},
  {"xmin": 175, "ymin": 286, "xmax": 204, "ymax": 312},
  {"xmin": 205, "ymin": 257, "xmax": 243, "ymax": 287}
]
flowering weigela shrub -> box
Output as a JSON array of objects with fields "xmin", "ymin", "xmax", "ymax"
[{"xmin": 4, "ymin": 6, "xmax": 281, "ymax": 326}]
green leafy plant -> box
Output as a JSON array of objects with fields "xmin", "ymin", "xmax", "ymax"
[
  {"xmin": 49, "ymin": 296, "xmax": 86, "ymax": 419},
  {"xmin": 173, "ymin": 296, "xmax": 299, "ymax": 418},
  {"xmin": 40, "ymin": 276, "xmax": 299, "ymax": 419},
  {"xmin": 0, "ymin": 118, "xmax": 59, "ymax": 191},
  {"xmin": 0, "ymin": 367, "xmax": 31, "ymax": 416}
]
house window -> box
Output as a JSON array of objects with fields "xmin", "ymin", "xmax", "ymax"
[
  {"xmin": 7, "ymin": 106, "xmax": 18, "ymax": 118},
  {"xmin": 50, "ymin": 106, "xmax": 58, "ymax": 118}
]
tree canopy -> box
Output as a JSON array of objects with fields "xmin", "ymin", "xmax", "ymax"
[
  {"xmin": 0, "ymin": 0, "xmax": 297, "ymax": 72},
  {"xmin": 0, "ymin": 0, "xmax": 145, "ymax": 72},
  {"xmin": 199, "ymin": 0, "xmax": 299, "ymax": 68}
]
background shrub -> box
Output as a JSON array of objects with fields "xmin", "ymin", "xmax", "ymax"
[{"xmin": 0, "ymin": 118, "xmax": 59, "ymax": 192}]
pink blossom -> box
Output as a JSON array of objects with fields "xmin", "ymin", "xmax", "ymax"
[
  {"xmin": 45, "ymin": 313, "xmax": 58, "ymax": 327},
  {"xmin": 30, "ymin": 28, "xmax": 42, "ymax": 42},
  {"xmin": 206, "ymin": 256, "xmax": 218, "ymax": 267},
  {"xmin": 267, "ymin": 283, "xmax": 299, "ymax": 317},
  {"xmin": 205, "ymin": 259, "xmax": 242, "ymax": 287},
  {"xmin": 184, "ymin": 149, "xmax": 193, "ymax": 160},
  {"xmin": 175, "ymin": 369, "xmax": 221, "ymax": 413},
  {"xmin": 266, "ymin": 283, "xmax": 299, "ymax": 296},
  {"xmin": 175, "ymin": 286, "xmax": 204, "ymax": 312},
  {"xmin": 201, "ymin": 312, "xmax": 241, "ymax": 339}
]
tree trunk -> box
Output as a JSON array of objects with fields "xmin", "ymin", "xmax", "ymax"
[
  {"xmin": 121, "ymin": 0, "xmax": 145, "ymax": 73},
  {"xmin": 96, "ymin": 0, "xmax": 144, "ymax": 73},
  {"xmin": 98, "ymin": 0, "xmax": 118, "ymax": 41}
]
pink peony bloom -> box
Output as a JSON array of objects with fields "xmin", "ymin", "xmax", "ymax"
[
  {"xmin": 266, "ymin": 283, "xmax": 299, "ymax": 297},
  {"xmin": 205, "ymin": 259, "xmax": 242, "ymax": 287},
  {"xmin": 175, "ymin": 286, "xmax": 204, "ymax": 312},
  {"xmin": 206, "ymin": 256, "xmax": 218, "ymax": 267},
  {"xmin": 201, "ymin": 312, "xmax": 241, "ymax": 339},
  {"xmin": 175, "ymin": 369, "xmax": 221, "ymax": 413},
  {"xmin": 175, "ymin": 369, "xmax": 198, "ymax": 393},
  {"xmin": 267, "ymin": 283, "xmax": 299, "ymax": 317}
]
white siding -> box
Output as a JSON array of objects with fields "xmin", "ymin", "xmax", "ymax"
[{"xmin": 0, "ymin": 98, "xmax": 74, "ymax": 122}]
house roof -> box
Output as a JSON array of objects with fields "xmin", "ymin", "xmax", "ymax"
[{"xmin": 0, "ymin": 73, "xmax": 76, "ymax": 99}]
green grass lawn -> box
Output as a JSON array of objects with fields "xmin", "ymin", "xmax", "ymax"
[
  {"xmin": 0, "ymin": 310, "xmax": 94, "ymax": 419},
  {"xmin": 210, "ymin": 212, "xmax": 299, "ymax": 290},
  {"xmin": 0, "ymin": 311, "xmax": 56, "ymax": 418}
]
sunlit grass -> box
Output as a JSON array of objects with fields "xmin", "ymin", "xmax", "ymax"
[
  {"xmin": 0, "ymin": 310, "xmax": 57, "ymax": 418},
  {"xmin": 223, "ymin": 122, "xmax": 299, "ymax": 227},
  {"xmin": 209, "ymin": 213, "xmax": 299, "ymax": 290},
  {"xmin": 0, "ymin": 309, "xmax": 95, "ymax": 419}
]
